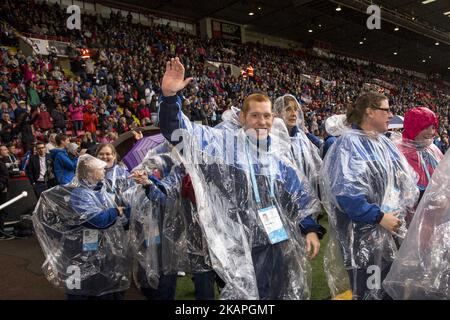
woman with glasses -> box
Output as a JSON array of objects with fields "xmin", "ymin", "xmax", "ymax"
[{"xmin": 321, "ymin": 92, "xmax": 419, "ymax": 300}]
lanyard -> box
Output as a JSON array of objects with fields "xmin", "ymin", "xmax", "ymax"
[
  {"xmin": 418, "ymin": 149, "xmax": 440, "ymax": 184},
  {"xmin": 418, "ymin": 150, "xmax": 432, "ymax": 184},
  {"xmin": 244, "ymin": 138, "xmax": 275, "ymax": 204},
  {"xmin": 110, "ymin": 167, "xmax": 117, "ymax": 191}
]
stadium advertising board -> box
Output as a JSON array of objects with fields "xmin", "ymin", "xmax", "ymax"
[{"xmin": 211, "ymin": 19, "xmax": 242, "ymax": 41}]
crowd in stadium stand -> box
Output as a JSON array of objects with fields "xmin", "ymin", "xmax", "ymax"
[
  {"xmin": 1, "ymin": 0, "xmax": 450, "ymax": 164},
  {"xmin": 1, "ymin": 0, "xmax": 450, "ymax": 301}
]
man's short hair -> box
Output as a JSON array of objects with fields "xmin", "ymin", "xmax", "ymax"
[
  {"xmin": 55, "ymin": 133, "xmax": 69, "ymax": 146},
  {"xmin": 242, "ymin": 93, "xmax": 272, "ymax": 114}
]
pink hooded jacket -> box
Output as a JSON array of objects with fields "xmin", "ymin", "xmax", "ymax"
[
  {"xmin": 399, "ymin": 107, "xmax": 443, "ymax": 190},
  {"xmin": 69, "ymin": 103, "xmax": 84, "ymax": 121}
]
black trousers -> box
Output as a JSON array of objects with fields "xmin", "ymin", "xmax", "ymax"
[
  {"xmin": 192, "ymin": 271, "xmax": 216, "ymax": 300},
  {"xmin": 33, "ymin": 181, "xmax": 48, "ymax": 198},
  {"xmin": 251, "ymin": 243, "xmax": 290, "ymax": 300},
  {"xmin": 140, "ymin": 274, "xmax": 178, "ymax": 300},
  {"xmin": 347, "ymin": 263, "xmax": 393, "ymax": 300}
]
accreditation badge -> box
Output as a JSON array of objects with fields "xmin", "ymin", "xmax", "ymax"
[{"xmin": 258, "ymin": 205, "xmax": 289, "ymax": 244}]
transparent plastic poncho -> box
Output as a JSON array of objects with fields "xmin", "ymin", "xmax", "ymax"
[
  {"xmin": 168, "ymin": 111, "xmax": 322, "ymax": 300},
  {"xmin": 215, "ymin": 106, "xmax": 242, "ymax": 132},
  {"xmin": 273, "ymin": 94, "xmax": 322, "ymax": 197},
  {"xmin": 215, "ymin": 103, "xmax": 311, "ymax": 189},
  {"xmin": 396, "ymin": 139, "xmax": 444, "ymax": 192},
  {"xmin": 272, "ymin": 94, "xmax": 306, "ymax": 130},
  {"xmin": 141, "ymin": 143, "xmax": 214, "ymax": 274},
  {"xmin": 126, "ymin": 182, "xmax": 165, "ymax": 290},
  {"xmin": 324, "ymin": 114, "xmax": 348, "ymax": 137},
  {"xmin": 127, "ymin": 142, "xmax": 194, "ymax": 289},
  {"xmin": 383, "ymin": 151, "xmax": 450, "ymax": 299},
  {"xmin": 320, "ymin": 129, "xmax": 419, "ymax": 299},
  {"xmin": 31, "ymin": 155, "xmax": 131, "ymax": 296},
  {"xmin": 104, "ymin": 162, "xmax": 135, "ymax": 207}
]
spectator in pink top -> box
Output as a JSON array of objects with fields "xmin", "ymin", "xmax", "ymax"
[
  {"xmin": 22, "ymin": 63, "xmax": 35, "ymax": 83},
  {"xmin": 69, "ymin": 96, "xmax": 84, "ymax": 136}
]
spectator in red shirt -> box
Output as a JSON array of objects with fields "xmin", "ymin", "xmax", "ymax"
[
  {"xmin": 137, "ymin": 99, "xmax": 151, "ymax": 120},
  {"xmin": 83, "ymin": 104, "xmax": 99, "ymax": 140},
  {"xmin": 31, "ymin": 103, "xmax": 53, "ymax": 132}
]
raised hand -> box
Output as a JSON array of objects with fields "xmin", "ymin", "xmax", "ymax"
[
  {"xmin": 161, "ymin": 57, "xmax": 193, "ymax": 97},
  {"xmin": 130, "ymin": 170, "xmax": 150, "ymax": 186},
  {"xmin": 132, "ymin": 130, "xmax": 143, "ymax": 140}
]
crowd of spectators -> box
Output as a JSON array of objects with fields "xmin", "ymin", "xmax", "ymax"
[{"xmin": 1, "ymin": 0, "xmax": 449, "ymax": 167}]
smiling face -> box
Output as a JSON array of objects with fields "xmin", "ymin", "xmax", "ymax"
[
  {"xmin": 415, "ymin": 125, "xmax": 435, "ymax": 146},
  {"xmin": 239, "ymin": 100, "xmax": 273, "ymax": 140},
  {"xmin": 96, "ymin": 145, "xmax": 116, "ymax": 168}
]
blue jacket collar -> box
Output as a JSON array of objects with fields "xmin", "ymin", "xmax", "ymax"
[
  {"xmin": 351, "ymin": 123, "xmax": 363, "ymax": 130},
  {"xmin": 289, "ymin": 125, "xmax": 300, "ymax": 137},
  {"xmin": 80, "ymin": 180, "xmax": 104, "ymax": 191}
]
